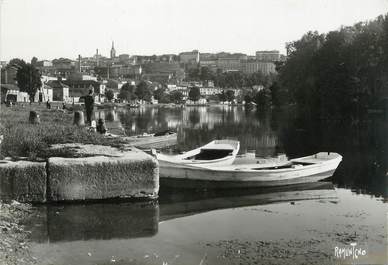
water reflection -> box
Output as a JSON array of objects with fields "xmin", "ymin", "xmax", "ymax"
[
  {"xmin": 29, "ymin": 201, "xmax": 158, "ymax": 243},
  {"xmin": 280, "ymin": 112, "xmax": 388, "ymax": 199},
  {"xmin": 95, "ymin": 106, "xmax": 280, "ymax": 157},
  {"xmin": 158, "ymin": 182, "xmax": 336, "ymax": 222},
  {"xmin": 28, "ymin": 183, "xmax": 336, "ymax": 243}
]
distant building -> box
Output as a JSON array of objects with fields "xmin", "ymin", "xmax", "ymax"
[
  {"xmin": 217, "ymin": 58, "xmax": 243, "ymax": 72},
  {"xmin": 41, "ymin": 75, "xmax": 60, "ymax": 83},
  {"xmin": 68, "ymin": 73, "xmax": 97, "ymax": 81},
  {"xmin": 105, "ymin": 79, "xmax": 127, "ymax": 91},
  {"xmin": 46, "ymin": 80, "xmax": 70, "ymax": 101},
  {"xmin": 1, "ymin": 66, "xmax": 18, "ymax": 84},
  {"xmin": 1, "ymin": 84, "xmax": 29, "ymax": 103},
  {"xmin": 242, "ymin": 61, "xmax": 276, "ymax": 75},
  {"xmin": 199, "ymin": 59, "xmax": 218, "ymax": 72},
  {"xmin": 110, "ymin": 41, "xmax": 116, "ymax": 59},
  {"xmin": 179, "ymin": 50, "xmax": 200, "ymax": 64},
  {"xmin": 199, "ymin": 53, "xmax": 216, "ymax": 61},
  {"xmin": 118, "ymin": 54, "xmax": 130, "ymax": 64},
  {"xmin": 142, "ymin": 73, "xmax": 173, "ymax": 83},
  {"xmin": 255, "ymin": 50, "xmax": 280, "ymax": 62},
  {"xmin": 36, "ymin": 60, "xmax": 53, "ymax": 67},
  {"xmin": 143, "ymin": 62, "xmax": 184, "ymax": 81},
  {"xmin": 34, "ymin": 84, "xmax": 53, "ymax": 102},
  {"xmin": 51, "ymin": 58, "xmax": 76, "ymax": 78},
  {"xmin": 64, "ymin": 80, "xmax": 106, "ymax": 103},
  {"xmin": 200, "ymin": 86, "xmax": 222, "ymax": 96}
]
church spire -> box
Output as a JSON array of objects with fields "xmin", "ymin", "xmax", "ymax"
[{"xmin": 110, "ymin": 41, "xmax": 116, "ymax": 59}]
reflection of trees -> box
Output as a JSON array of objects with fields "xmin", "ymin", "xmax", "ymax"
[
  {"xmin": 178, "ymin": 118, "xmax": 279, "ymax": 157},
  {"xmin": 280, "ymin": 110, "xmax": 387, "ymax": 199},
  {"xmin": 105, "ymin": 111, "xmax": 115, "ymax": 122},
  {"xmin": 188, "ymin": 109, "xmax": 200, "ymax": 125},
  {"xmin": 117, "ymin": 107, "xmax": 174, "ymax": 135}
]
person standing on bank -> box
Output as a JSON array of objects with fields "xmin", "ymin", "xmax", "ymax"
[{"xmin": 84, "ymin": 88, "xmax": 95, "ymax": 125}]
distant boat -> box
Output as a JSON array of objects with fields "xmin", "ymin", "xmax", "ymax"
[
  {"xmin": 159, "ymin": 152, "xmax": 342, "ymax": 189},
  {"xmin": 156, "ymin": 140, "xmax": 240, "ymax": 167},
  {"xmin": 123, "ymin": 130, "xmax": 177, "ymax": 149},
  {"xmin": 107, "ymin": 130, "xmax": 177, "ymax": 149}
]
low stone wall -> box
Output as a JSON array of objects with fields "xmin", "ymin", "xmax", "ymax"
[
  {"xmin": 47, "ymin": 145, "xmax": 159, "ymax": 202},
  {"xmin": 0, "ymin": 145, "xmax": 159, "ymax": 203},
  {"xmin": 0, "ymin": 160, "xmax": 47, "ymax": 203}
]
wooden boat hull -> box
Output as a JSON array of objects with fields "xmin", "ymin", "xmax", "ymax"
[
  {"xmin": 160, "ymin": 169, "xmax": 336, "ymax": 188},
  {"xmin": 159, "ymin": 153, "xmax": 342, "ymax": 188}
]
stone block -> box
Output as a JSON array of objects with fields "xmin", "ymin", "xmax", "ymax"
[
  {"xmin": 0, "ymin": 160, "xmax": 46, "ymax": 202},
  {"xmin": 47, "ymin": 145, "xmax": 159, "ymax": 201}
]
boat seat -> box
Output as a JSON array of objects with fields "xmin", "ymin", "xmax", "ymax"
[{"xmin": 185, "ymin": 149, "xmax": 233, "ymax": 160}]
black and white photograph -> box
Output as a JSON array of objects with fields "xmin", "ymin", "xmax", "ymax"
[{"xmin": 0, "ymin": 0, "xmax": 387, "ymax": 264}]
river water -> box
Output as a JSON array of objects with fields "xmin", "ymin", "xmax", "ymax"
[{"xmin": 27, "ymin": 105, "xmax": 387, "ymax": 265}]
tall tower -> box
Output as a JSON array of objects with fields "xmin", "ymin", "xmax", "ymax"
[{"xmin": 110, "ymin": 41, "xmax": 116, "ymax": 59}]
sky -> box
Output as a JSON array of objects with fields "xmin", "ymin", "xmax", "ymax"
[{"xmin": 1, "ymin": 0, "xmax": 388, "ymax": 61}]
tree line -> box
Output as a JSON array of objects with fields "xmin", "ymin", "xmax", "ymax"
[{"xmin": 275, "ymin": 13, "xmax": 388, "ymax": 119}]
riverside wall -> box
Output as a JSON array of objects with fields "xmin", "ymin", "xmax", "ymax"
[{"xmin": 0, "ymin": 145, "xmax": 159, "ymax": 203}]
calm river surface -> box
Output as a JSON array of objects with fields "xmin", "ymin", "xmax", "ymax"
[{"xmin": 28, "ymin": 105, "xmax": 387, "ymax": 265}]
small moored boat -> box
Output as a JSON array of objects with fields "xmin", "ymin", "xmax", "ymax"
[
  {"xmin": 159, "ymin": 152, "xmax": 342, "ymax": 189},
  {"xmin": 156, "ymin": 140, "xmax": 240, "ymax": 167},
  {"xmin": 124, "ymin": 130, "xmax": 177, "ymax": 149}
]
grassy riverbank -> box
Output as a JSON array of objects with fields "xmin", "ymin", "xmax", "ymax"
[{"xmin": 0, "ymin": 104, "xmax": 126, "ymax": 160}]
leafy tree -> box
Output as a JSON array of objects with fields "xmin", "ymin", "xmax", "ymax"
[
  {"xmin": 31, "ymin": 57, "xmax": 38, "ymax": 66},
  {"xmin": 277, "ymin": 14, "xmax": 388, "ymax": 119},
  {"xmin": 105, "ymin": 89, "xmax": 114, "ymax": 101},
  {"xmin": 118, "ymin": 82, "xmax": 136, "ymax": 101},
  {"xmin": 254, "ymin": 88, "xmax": 272, "ymax": 110},
  {"xmin": 8, "ymin": 58, "xmax": 26, "ymax": 69},
  {"xmin": 244, "ymin": 94, "xmax": 253, "ymax": 104},
  {"xmin": 94, "ymin": 67, "xmax": 108, "ymax": 78},
  {"xmin": 199, "ymin": 66, "xmax": 215, "ymax": 81},
  {"xmin": 153, "ymin": 87, "xmax": 171, "ymax": 103},
  {"xmin": 16, "ymin": 63, "xmax": 42, "ymax": 102},
  {"xmin": 186, "ymin": 66, "xmax": 215, "ymax": 82},
  {"xmin": 153, "ymin": 87, "xmax": 166, "ymax": 101},
  {"xmin": 188, "ymin": 86, "xmax": 201, "ymax": 101},
  {"xmin": 218, "ymin": 91, "xmax": 226, "ymax": 102},
  {"xmin": 170, "ymin": 91, "xmax": 183, "ymax": 104},
  {"xmin": 225, "ymin": 90, "xmax": 235, "ymax": 102},
  {"xmin": 135, "ymin": 81, "xmax": 152, "ymax": 102}
]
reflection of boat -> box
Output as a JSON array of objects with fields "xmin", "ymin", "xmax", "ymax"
[
  {"xmin": 123, "ymin": 130, "xmax": 178, "ymax": 149},
  {"xmin": 29, "ymin": 201, "xmax": 158, "ymax": 243},
  {"xmin": 159, "ymin": 182, "xmax": 337, "ymax": 221},
  {"xmin": 127, "ymin": 103, "xmax": 140, "ymax": 108},
  {"xmin": 157, "ymin": 140, "xmax": 240, "ymax": 167},
  {"xmin": 160, "ymin": 152, "xmax": 342, "ymax": 189}
]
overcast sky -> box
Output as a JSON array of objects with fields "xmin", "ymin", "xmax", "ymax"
[{"xmin": 1, "ymin": 0, "xmax": 388, "ymax": 61}]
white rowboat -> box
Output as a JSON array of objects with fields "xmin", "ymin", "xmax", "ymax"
[
  {"xmin": 156, "ymin": 140, "xmax": 240, "ymax": 167},
  {"xmin": 159, "ymin": 152, "xmax": 342, "ymax": 188}
]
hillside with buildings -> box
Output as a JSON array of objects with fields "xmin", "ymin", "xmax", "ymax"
[{"xmin": 0, "ymin": 44, "xmax": 285, "ymax": 105}]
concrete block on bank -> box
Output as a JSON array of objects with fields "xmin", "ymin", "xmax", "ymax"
[
  {"xmin": 47, "ymin": 145, "xmax": 159, "ymax": 201},
  {"xmin": 0, "ymin": 160, "xmax": 46, "ymax": 202}
]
